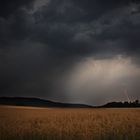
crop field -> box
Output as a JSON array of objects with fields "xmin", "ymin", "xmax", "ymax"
[{"xmin": 0, "ymin": 106, "xmax": 139, "ymax": 140}]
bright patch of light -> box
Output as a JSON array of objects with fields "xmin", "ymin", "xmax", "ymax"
[{"xmin": 64, "ymin": 56, "xmax": 140, "ymax": 105}]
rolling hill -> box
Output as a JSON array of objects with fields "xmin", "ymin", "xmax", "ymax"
[{"xmin": 0, "ymin": 97, "xmax": 93, "ymax": 108}]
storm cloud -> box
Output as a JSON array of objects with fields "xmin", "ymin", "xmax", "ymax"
[{"xmin": 0, "ymin": 0, "xmax": 140, "ymax": 105}]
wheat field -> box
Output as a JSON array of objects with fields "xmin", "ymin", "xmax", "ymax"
[{"xmin": 0, "ymin": 106, "xmax": 139, "ymax": 140}]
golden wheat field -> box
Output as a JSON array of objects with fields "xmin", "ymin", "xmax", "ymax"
[{"xmin": 0, "ymin": 106, "xmax": 139, "ymax": 140}]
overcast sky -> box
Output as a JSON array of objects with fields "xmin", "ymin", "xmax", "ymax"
[{"xmin": 0, "ymin": 0, "xmax": 140, "ymax": 105}]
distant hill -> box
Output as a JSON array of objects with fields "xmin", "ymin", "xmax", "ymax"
[
  {"xmin": 101, "ymin": 100, "xmax": 140, "ymax": 108},
  {"xmin": 0, "ymin": 97, "xmax": 139, "ymax": 108},
  {"xmin": 0, "ymin": 97, "xmax": 93, "ymax": 108}
]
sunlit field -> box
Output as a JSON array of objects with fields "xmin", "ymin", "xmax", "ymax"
[{"xmin": 0, "ymin": 106, "xmax": 139, "ymax": 140}]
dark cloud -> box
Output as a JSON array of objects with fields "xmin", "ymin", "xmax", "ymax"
[
  {"xmin": 0, "ymin": 0, "xmax": 140, "ymax": 104},
  {"xmin": 36, "ymin": 0, "xmax": 134, "ymax": 23},
  {"xmin": 0, "ymin": 0, "xmax": 35, "ymax": 18},
  {"xmin": 31, "ymin": 0, "xmax": 140, "ymax": 58}
]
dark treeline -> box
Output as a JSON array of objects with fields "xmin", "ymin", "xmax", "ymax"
[{"xmin": 102, "ymin": 100, "xmax": 140, "ymax": 108}]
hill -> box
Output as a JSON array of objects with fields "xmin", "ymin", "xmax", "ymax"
[
  {"xmin": 0, "ymin": 97, "xmax": 93, "ymax": 108},
  {"xmin": 102, "ymin": 100, "xmax": 140, "ymax": 108},
  {"xmin": 0, "ymin": 97, "xmax": 139, "ymax": 108}
]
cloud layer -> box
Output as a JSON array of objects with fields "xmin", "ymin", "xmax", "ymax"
[{"xmin": 0, "ymin": 0, "xmax": 140, "ymax": 105}]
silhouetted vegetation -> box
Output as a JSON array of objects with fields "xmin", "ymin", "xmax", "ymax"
[{"xmin": 102, "ymin": 100, "xmax": 140, "ymax": 108}]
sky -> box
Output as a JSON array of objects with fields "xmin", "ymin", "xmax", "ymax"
[{"xmin": 0, "ymin": 0, "xmax": 140, "ymax": 105}]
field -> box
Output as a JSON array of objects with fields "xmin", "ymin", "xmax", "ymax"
[{"xmin": 0, "ymin": 106, "xmax": 139, "ymax": 140}]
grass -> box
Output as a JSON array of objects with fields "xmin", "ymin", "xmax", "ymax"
[{"xmin": 0, "ymin": 106, "xmax": 139, "ymax": 140}]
